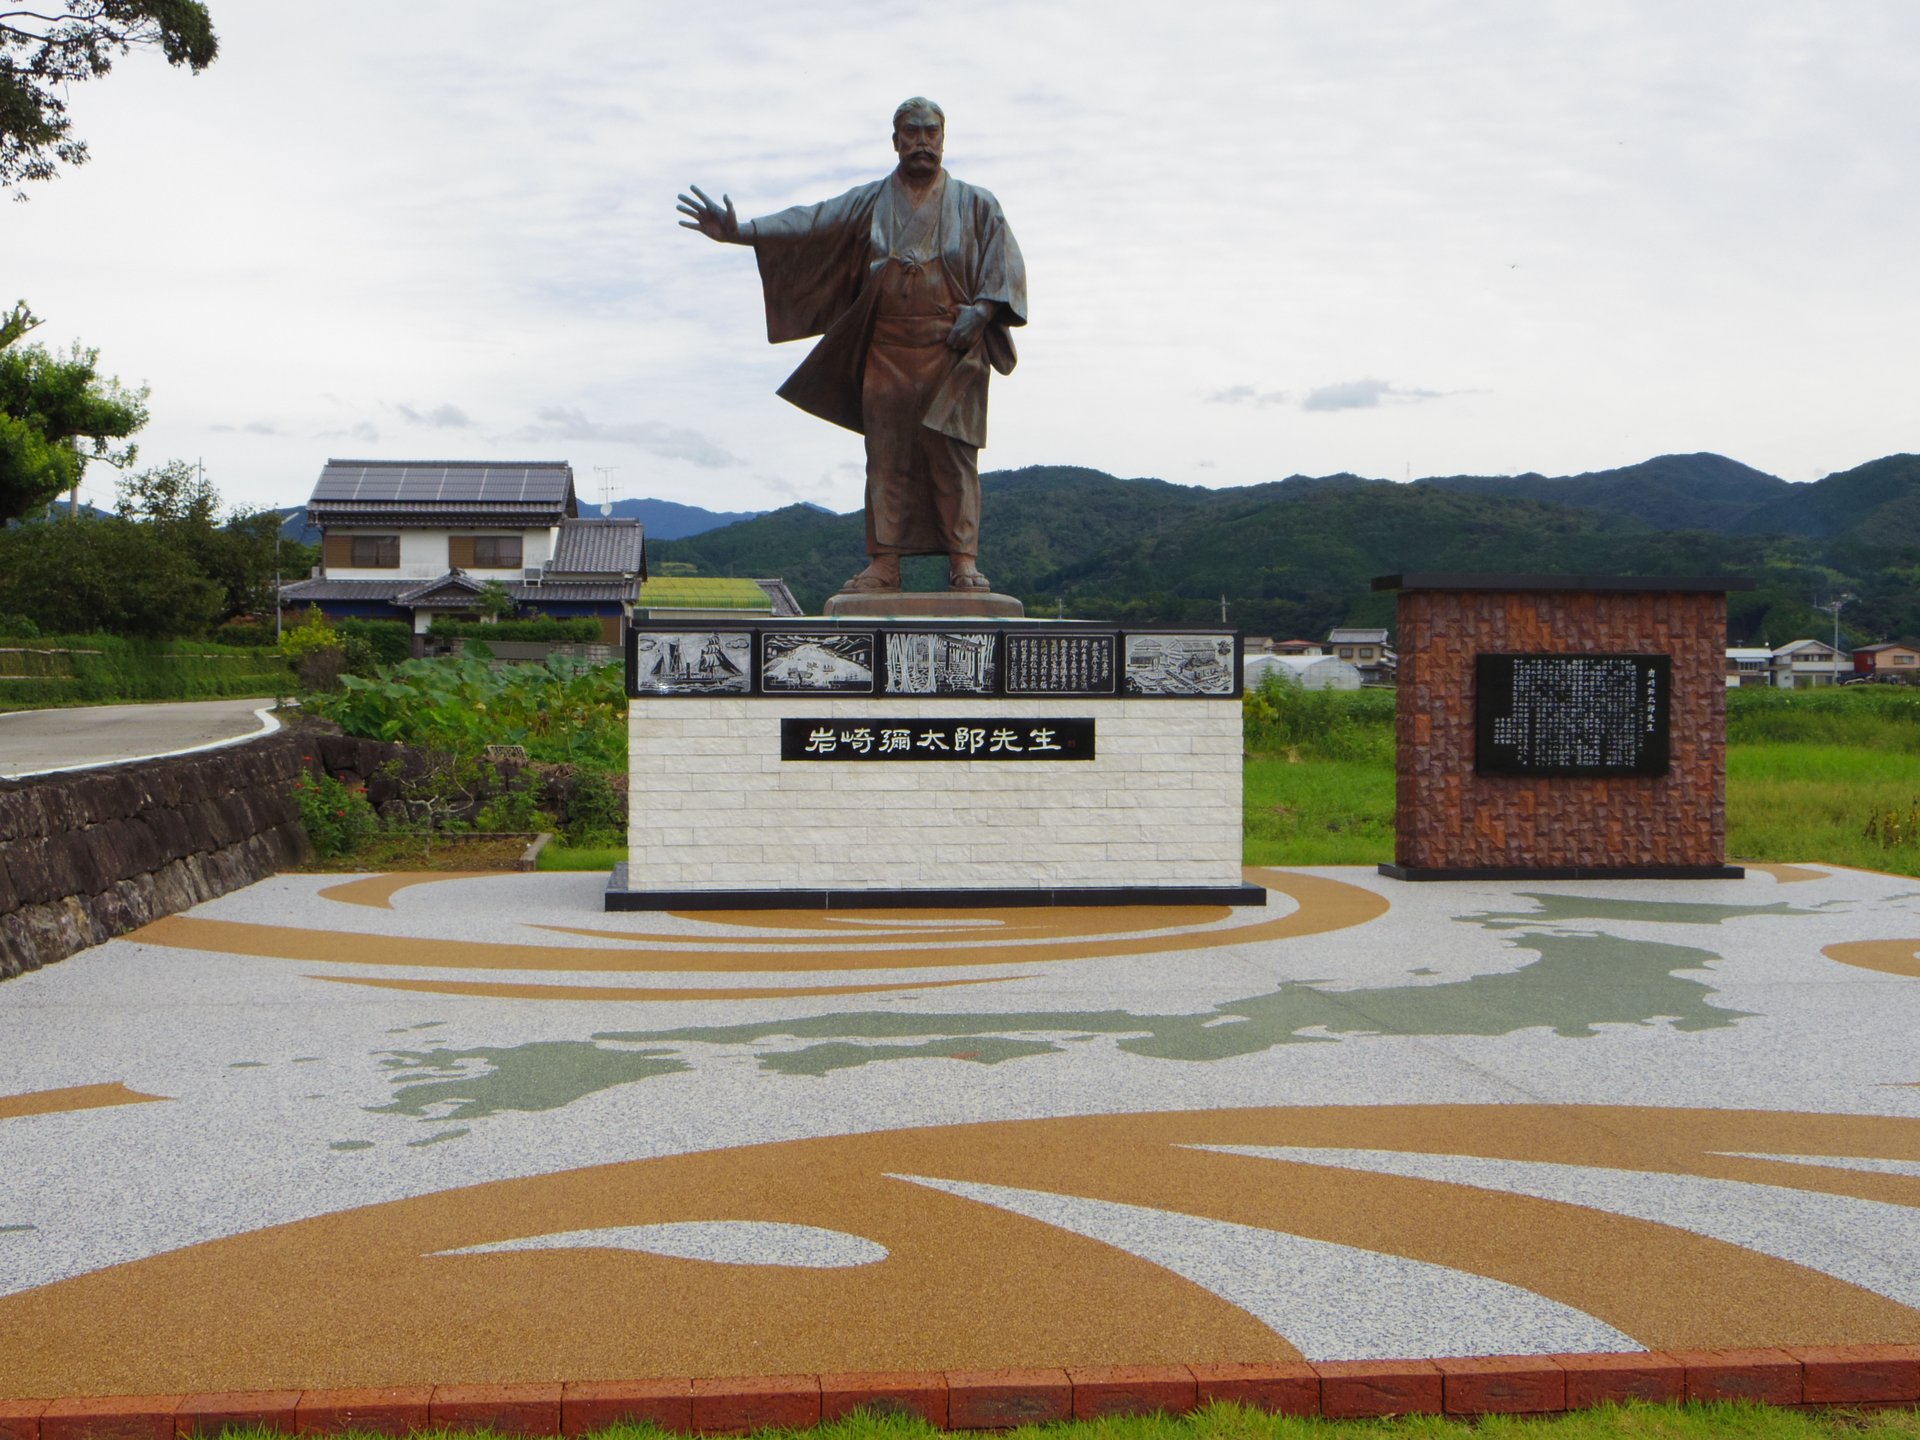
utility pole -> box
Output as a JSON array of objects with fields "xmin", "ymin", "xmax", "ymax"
[
  {"xmin": 1219, "ymin": 594, "xmax": 1229, "ymax": 624},
  {"xmin": 1819, "ymin": 593, "xmax": 1853, "ymax": 683}
]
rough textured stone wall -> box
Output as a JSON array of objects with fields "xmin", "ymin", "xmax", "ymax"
[
  {"xmin": 0, "ymin": 729, "xmax": 440, "ymax": 982},
  {"xmin": 625, "ymin": 697, "xmax": 1243, "ymax": 894},
  {"xmin": 1395, "ymin": 588, "xmax": 1728, "ymax": 872}
]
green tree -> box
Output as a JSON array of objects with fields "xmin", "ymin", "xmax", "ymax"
[
  {"xmin": 477, "ymin": 579, "xmax": 517, "ymax": 621},
  {"xmin": 2, "ymin": 1, "xmax": 218, "ymax": 195},
  {"xmin": 0, "ymin": 514, "xmax": 220, "ymax": 635},
  {"xmin": 117, "ymin": 459, "xmax": 305, "ymax": 624},
  {"xmin": 0, "ymin": 337, "xmax": 148, "ymax": 521}
]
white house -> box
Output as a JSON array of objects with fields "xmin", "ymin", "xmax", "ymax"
[{"xmin": 280, "ymin": 459, "xmax": 646, "ymax": 646}]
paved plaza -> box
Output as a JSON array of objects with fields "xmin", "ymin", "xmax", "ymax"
[{"xmin": 3, "ymin": 861, "xmax": 1920, "ymax": 1398}]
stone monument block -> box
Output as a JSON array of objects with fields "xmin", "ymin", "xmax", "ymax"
[
  {"xmin": 1376, "ymin": 573, "xmax": 1753, "ymax": 881},
  {"xmin": 610, "ymin": 619, "xmax": 1262, "ymax": 910}
]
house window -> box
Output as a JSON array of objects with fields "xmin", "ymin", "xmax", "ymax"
[
  {"xmin": 1359, "ymin": 647, "xmax": 1375, "ymax": 660},
  {"xmin": 470, "ymin": 536, "xmax": 523, "ymax": 569},
  {"xmin": 1339, "ymin": 647, "xmax": 1354, "ymax": 659},
  {"xmin": 1897, "ymin": 655, "xmax": 1915, "ymax": 666},
  {"xmin": 351, "ymin": 535, "xmax": 399, "ymax": 568}
]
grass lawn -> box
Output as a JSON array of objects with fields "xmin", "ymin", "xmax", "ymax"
[
  {"xmin": 537, "ymin": 842, "xmax": 628, "ymax": 872},
  {"xmin": 1726, "ymin": 742, "xmax": 1920, "ymax": 875},
  {"xmin": 1245, "ymin": 743, "xmax": 1920, "ymax": 878},
  {"xmin": 1244, "ymin": 755, "xmax": 1395, "ymax": 867},
  {"xmin": 207, "ymin": 1400, "xmax": 1920, "ymax": 1440}
]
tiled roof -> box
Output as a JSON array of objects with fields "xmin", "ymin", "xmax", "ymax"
[
  {"xmin": 280, "ymin": 578, "xmax": 412, "ymax": 603},
  {"xmin": 754, "ymin": 579, "xmax": 803, "ymax": 616},
  {"xmin": 548, "ymin": 518, "xmax": 645, "ymax": 575},
  {"xmin": 396, "ymin": 571, "xmax": 486, "ymax": 605},
  {"xmin": 521, "ymin": 581, "xmax": 637, "ymax": 602},
  {"xmin": 281, "ymin": 575, "xmax": 635, "ymax": 606},
  {"xmin": 1327, "ymin": 628, "xmax": 1390, "ymax": 644},
  {"xmin": 304, "ymin": 503, "xmax": 564, "ymax": 528}
]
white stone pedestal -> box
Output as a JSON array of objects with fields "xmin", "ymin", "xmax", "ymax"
[{"xmin": 610, "ymin": 695, "xmax": 1258, "ymax": 909}]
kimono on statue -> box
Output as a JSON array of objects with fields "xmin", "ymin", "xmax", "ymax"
[{"xmin": 748, "ymin": 170, "xmax": 1028, "ymax": 562}]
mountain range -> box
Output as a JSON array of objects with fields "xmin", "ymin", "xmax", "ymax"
[{"xmin": 651, "ymin": 452, "xmax": 1920, "ymax": 647}]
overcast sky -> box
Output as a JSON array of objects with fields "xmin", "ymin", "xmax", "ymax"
[{"xmin": 10, "ymin": 0, "xmax": 1915, "ymax": 518}]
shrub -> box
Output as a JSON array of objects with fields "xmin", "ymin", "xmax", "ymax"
[
  {"xmin": 1242, "ymin": 675, "xmax": 1395, "ymax": 762},
  {"xmin": 0, "ymin": 612, "xmax": 41, "ymax": 638},
  {"xmin": 337, "ymin": 619, "xmax": 414, "ymax": 666},
  {"xmin": 214, "ymin": 621, "xmax": 276, "ymax": 648},
  {"xmin": 559, "ymin": 767, "xmax": 626, "ymax": 846},
  {"xmin": 292, "ymin": 771, "xmax": 378, "ymax": 857},
  {"xmin": 430, "ymin": 616, "xmax": 605, "ymax": 643},
  {"xmin": 474, "ymin": 771, "xmax": 555, "ymax": 834}
]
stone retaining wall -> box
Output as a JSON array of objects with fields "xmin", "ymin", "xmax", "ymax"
[{"xmin": 0, "ymin": 729, "xmax": 450, "ymax": 981}]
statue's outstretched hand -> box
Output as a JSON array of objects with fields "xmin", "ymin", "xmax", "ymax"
[{"xmin": 676, "ymin": 185, "xmax": 745, "ymax": 243}]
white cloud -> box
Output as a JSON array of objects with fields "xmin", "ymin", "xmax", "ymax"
[
  {"xmin": 1207, "ymin": 386, "xmax": 1289, "ymax": 408},
  {"xmin": 395, "ymin": 403, "xmax": 473, "ymax": 429},
  {"xmin": 7, "ymin": 0, "xmax": 1917, "ymax": 509},
  {"xmin": 1302, "ymin": 379, "xmax": 1449, "ymax": 413},
  {"xmin": 520, "ymin": 407, "xmax": 745, "ymax": 469}
]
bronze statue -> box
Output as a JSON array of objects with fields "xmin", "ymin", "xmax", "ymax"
[{"xmin": 678, "ymin": 98, "xmax": 1027, "ymax": 595}]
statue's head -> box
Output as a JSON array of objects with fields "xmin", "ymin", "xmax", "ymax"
[{"xmin": 892, "ymin": 97, "xmax": 944, "ymax": 179}]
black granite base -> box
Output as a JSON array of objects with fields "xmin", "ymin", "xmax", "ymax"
[
  {"xmin": 604, "ymin": 865, "xmax": 1268, "ymax": 911},
  {"xmin": 1378, "ymin": 863, "xmax": 1746, "ymax": 882}
]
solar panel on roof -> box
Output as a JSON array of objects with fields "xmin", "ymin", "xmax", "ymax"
[{"xmin": 308, "ymin": 460, "xmax": 573, "ymax": 504}]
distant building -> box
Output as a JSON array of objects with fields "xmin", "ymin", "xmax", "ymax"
[
  {"xmin": 1725, "ymin": 648, "xmax": 1773, "ymax": 688},
  {"xmin": 1245, "ymin": 653, "xmax": 1363, "ymax": 691},
  {"xmin": 1325, "ymin": 627, "xmax": 1395, "ymax": 684},
  {"xmin": 1270, "ymin": 639, "xmax": 1325, "ymax": 657},
  {"xmin": 280, "ymin": 459, "xmax": 646, "ymax": 646},
  {"xmin": 1768, "ymin": 638, "xmax": 1849, "ymax": 688},
  {"xmin": 1853, "ymin": 640, "xmax": 1920, "ymax": 682}
]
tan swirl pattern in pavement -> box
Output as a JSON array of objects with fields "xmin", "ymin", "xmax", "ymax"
[
  {"xmin": 1824, "ymin": 939, "xmax": 1920, "ymax": 979},
  {"xmin": 5, "ymin": 1104, "xmax": 1920, "ymax": 1398},
  {"xmin": 0, "ymin": 1083, "xmax": 167, "ymax": 1122},
  {"xmin": 304, "ymin": 974, "xmax": 1031, "ymax": 1002},
  {"xmin": 126, "ymin": 870, "xmax": 1388, "ymax": 978}
]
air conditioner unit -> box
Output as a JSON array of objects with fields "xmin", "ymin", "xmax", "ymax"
[{"xmin": 523, "ymin": 566, "xmax": 543, "ymax": 583}]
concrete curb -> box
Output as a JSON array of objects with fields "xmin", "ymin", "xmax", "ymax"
[{"xmin": 5, "ymin": 1347, "xmax": 1919, "ymax": 1436}]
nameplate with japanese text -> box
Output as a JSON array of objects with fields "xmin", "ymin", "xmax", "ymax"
[
  {"xmin": 1475, "ymin": 653, "xmax": 1671, "ymax": 778},
  {"xmin": 780, "ymin": 718, "xmax": 1096, "ymax": 761}
]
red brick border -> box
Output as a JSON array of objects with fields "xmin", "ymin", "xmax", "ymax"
[{"xmin": 3, "ymin": 1348, "xmax": 1919, "ymax": 1435}]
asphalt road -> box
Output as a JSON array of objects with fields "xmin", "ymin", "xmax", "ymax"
[{"xmin": 0, "ymin": 697, "xmax": 282, "ymax": 779}]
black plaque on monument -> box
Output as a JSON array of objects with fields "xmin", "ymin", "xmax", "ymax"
[
  {"xmin": 1475, "ymin": 653, "xmax": 1671, "ymax": 778},
  {"xmin": 1004, "ymin": 632, "xmax": 1118, "ymax": 695}
]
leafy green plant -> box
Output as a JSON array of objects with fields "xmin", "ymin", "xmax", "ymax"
[
  {"xmin": 310, "ymin": 654, "xmax": 626, "ymax": 770},
  {"xmin": 559, "ymin": 766, "xmax": 625, "ymax": 846},
  {"xmin": 291, "ymin": 771, "xmax": 377, "ymax": 858},
  {"xmin": 1865, "ymin": 800, "xmax": 1920, "ymax": 851},
  {"xmin": 474, "ymin": 770, "xmax": 555, "ymax": 834}
]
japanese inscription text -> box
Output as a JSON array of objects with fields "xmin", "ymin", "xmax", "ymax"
[
  {"xmin": 780, "ymin": 718, "xmax": 1096, "ymax": 761},
  {"xmin": 1475, "ymin": 653, "xmax": 1671, "ymax": 778}
]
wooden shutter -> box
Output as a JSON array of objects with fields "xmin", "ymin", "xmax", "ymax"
[
  {"xmin": 323, "ymin": 534, "xmax": 351, "ymax": 570},
  {"xmin": 449, "ymin": 536, "xmax": 476, "ymax": 568}
]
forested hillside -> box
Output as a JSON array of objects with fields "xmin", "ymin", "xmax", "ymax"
[{"xmin": 651, "ymin": 453, "xmax": 1920, "ymax": 647}]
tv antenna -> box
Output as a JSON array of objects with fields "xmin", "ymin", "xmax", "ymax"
[{"xmin": 593, "ymin": 465, "xmax": 619, "ymax": 517}]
